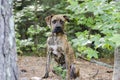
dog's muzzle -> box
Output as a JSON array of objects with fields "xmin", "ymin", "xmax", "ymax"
[{"xmin": 53, "ymin": 26, "xmax": 64, "ymax": 34}]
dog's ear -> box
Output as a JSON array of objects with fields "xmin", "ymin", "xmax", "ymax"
[
  {"xmin": 63, "ymin": 15, "xmax": 70, "ymax": 22},
  {"xmin": 45, "ymin": 15, "xmax": 54, "ymax": 27}
]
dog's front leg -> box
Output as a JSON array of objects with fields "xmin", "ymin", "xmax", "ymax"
[
  {"xmin": 65, "ymin": 54, "xmax": 71, "ymax": 80},
  {"xmin": 43, "ymin": 52, "xmax": 51, "ymax": 78}
]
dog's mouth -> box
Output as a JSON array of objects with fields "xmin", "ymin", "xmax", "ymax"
[{"xmin": 53, "ymin": 27, "xmax": 64, "ymax": 34}]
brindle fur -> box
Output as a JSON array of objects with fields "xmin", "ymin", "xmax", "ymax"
[{"xmin": 43, "ymin": 14, "xmax": 79, "ymax": 80}]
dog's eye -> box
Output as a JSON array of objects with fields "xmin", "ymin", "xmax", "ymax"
[
  {"xmin": 60, "ymin": 20, "xmax": 64, "ymax": 24},
  {"xmin": 52, "ymin": 20, "xmax": 57, "ymax": 24}
]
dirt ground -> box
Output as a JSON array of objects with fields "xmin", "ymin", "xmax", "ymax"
[{"xmin": 18, "ymin": 56, "xmax": 113, "ymax": 80}]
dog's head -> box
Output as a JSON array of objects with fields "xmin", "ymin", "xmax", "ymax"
[{"xmin": 45, "ymin": 14, "xmax": 69, "ymax": 34}]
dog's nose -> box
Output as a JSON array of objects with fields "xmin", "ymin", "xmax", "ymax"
[{"xmin": 56, "ymin": 26, "xmax": 61, "ymax": 28}]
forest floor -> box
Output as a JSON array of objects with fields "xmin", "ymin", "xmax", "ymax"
[{"xmin": 18, "ymin": 56, "xmax": 113, "ymax": 80}]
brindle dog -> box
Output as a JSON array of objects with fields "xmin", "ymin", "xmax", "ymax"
[{"xmin": 43, "ymin": 14, "xmax": 79, "ymax": 80}]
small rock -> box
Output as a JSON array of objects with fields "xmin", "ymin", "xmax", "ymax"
[
  {"xmin": 30, "ymin": 77, "xmax": 42, "ymax": 80},
  {"xmin": 20, "ymin": 77, "xmax": 28, "ymax": 80}
]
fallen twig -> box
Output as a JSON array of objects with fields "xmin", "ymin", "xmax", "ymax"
[{"xmin": 78, "ymin": 56, "xmax": 113, "ymax": 69}]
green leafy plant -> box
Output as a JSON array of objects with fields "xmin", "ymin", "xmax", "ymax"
[
  {"xmin": 14, "ymin": 1, "xmax": 48, "ymax": 56},
  {"xmin": 66, "ymin": 0, "xmax": 120, "ymax": 59},
  {"xmin": 53, "ymin": 66, "xmax": 66, "ymax": 80},
  {"xmin": 109, "ymin": 34, "xmax": 120, "ymax": 47}
]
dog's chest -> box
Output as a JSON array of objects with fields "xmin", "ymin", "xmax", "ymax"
[
  {"xmin": 48, "ymin": 36, "xmax": 64, "ymax": 54},
  {"xmin": 48, "ymin": 36, "xmax": 66, "ymax": 65},
  {"xmin": 48, "ymin": 36, "xmax": 63, "ymax": 45}
]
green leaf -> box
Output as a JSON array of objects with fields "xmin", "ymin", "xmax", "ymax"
[
  {"xmin": 109, "ymin": 34, "xmax": 120, "ymax": 46},
  {"xmin": 84, "ymin": 48, "xmax": 98, "ymax": 59}
]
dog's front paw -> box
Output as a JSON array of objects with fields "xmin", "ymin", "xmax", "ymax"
[{"xmin": 42, "ymin": 73, "xmax": 49, "ymax": 78}]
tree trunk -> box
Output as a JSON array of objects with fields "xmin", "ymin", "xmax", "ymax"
[
  {"xmin": 34, "ymin": 0, "xmax": 38, "ymax": 48},
  {"xmin": 112, "ymin": 46, "xmax": 120, "ymax": 80},
  {"xmin": 0, "ymin": 0, "xmax": 18, "ymax": 80}
]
